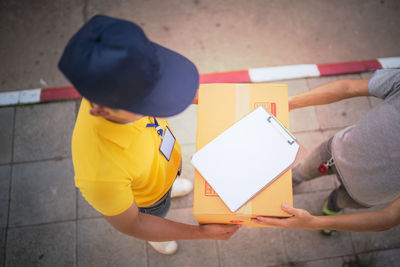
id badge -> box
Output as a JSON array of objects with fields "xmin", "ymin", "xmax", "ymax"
[{"xmin": 159, "ymin": 126, "xmax": 176, "ymax": 161}]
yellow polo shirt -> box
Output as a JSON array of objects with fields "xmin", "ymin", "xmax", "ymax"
[{"xmin": 72, "ymin": 99, "xmax": 181, "ymax": 216}]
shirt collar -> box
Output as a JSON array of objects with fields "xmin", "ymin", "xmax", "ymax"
[
  {"xmin": 96, "ymin": 117, "xmax": 150, "ymax": 149},
  {"xmin": 82, "ymin": 99, "xmax": 150, "ymax": 149}
]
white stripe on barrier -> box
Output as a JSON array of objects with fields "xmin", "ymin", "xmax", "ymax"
[
  {"xmin": 19, "ymin": 88, "xmax": 41, "ymax": 104},
  {"xmin": 377, "ymin": 57, "xmax": 400, "ymax": 69},
  {"xmin": 249, "ymin": 64, "xmax": 320, "ymax": 82},
  {"xmin": 0, "ymin": 91, "xmax": 19, "ymax": 106}
]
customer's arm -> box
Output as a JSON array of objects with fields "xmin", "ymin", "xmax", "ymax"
[
  {"xmin": 289, "ymin": 78, "xmax": 370, "ymax": 110},
  {"xmin": 252, "ymin": 197, "xmax": 400, "ymax": 232},
  {"xmin": 104, "ymin": 201, "xmax": 240, "ymax": 241}
]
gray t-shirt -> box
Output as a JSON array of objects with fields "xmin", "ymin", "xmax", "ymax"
[{"xmin": 332, "ymin": 69, "xmax": 400, "ymax": 207}]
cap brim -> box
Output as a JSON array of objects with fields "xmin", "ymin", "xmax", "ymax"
[{"xmin": 124, "ymin": 43, "xmax": 199, "ymax": 117}]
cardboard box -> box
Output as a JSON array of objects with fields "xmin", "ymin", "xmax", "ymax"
[{"xmin": 193, "ymin": 83, "xmax": 293, "ymax": 227}]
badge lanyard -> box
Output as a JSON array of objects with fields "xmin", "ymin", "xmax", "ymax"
[
  {"xmin": 146, "ymin": 117, "xmax": 176, "ymax": 161},
  {"xmin": 146, "ymin": 117, "xmax": 163, "ymax": 137}
]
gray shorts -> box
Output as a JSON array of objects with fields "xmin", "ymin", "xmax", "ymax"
[{"xmin": 292, "ymin": 137, "xmax": 367, "ymax": 210}]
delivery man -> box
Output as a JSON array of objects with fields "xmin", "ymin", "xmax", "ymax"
[{"xmin": 59, "ymin": 15, "xmax": 239, "ymax": 255}]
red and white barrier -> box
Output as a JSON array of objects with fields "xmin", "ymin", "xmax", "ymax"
[
  {"xmin": 0, "ymin": 86, "xmax": 81, "ymax": 106},
  {"xmin": 1, "ymin": 57, "xmax": 399, "ymax": 107}
]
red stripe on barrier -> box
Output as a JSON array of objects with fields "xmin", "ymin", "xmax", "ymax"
[
  {"xmin": 362, "ymin": 59, "xmax": 382, "ymax": 70},
  {"xmin": 317, "ymin": 60, "xmax": 382, "ymax": 76},
  {"xmin": 40, "ymin": 86, "xmax": 81, "ymax": 102},
  {"xmin": 1, "ymin": 57, "xmax": 394, "ymax": 107},
  {"xmin": 199, "ymin": 70, "xmax": 250, "ymax": 83}
]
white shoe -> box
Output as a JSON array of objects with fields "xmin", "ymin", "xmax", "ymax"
[
  {"xmin": 148, "ymin": 241, "xmax": 178, "ymax": 255},
  {"xmin": 171, "ymin": 178, "xmax": 193, "ymax": 198}
]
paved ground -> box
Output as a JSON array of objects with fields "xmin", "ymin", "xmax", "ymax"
[
  {"xmin": 1, "ymin": 1, "xmax": 400, "ymax": 267},
  {"xmin": 1, "ymin": 0, "xmax": 400, "ymax": 92}
]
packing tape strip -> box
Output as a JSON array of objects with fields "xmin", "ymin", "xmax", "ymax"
[
  {"xmin": 235, "ymin": 84, "xmax": 252, "ymax": 215},
  {"xmin": 235, "ymin": 84, "xmax": 250, "ymax": 121}
]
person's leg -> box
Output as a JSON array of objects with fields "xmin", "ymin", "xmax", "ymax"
[
  {"xmin": 321, "ymin": 183, "xmax": 368, "ymax": 235},
  {"xmin": 326, "ymin": 185, "xmax": 367, "ymax": 212},
  {"xmin": 138, "ymin": 189, "xmax": 177, "ymax": 255},
  {"xmin": 138, "ymin": 172, "xmax": 193, "ymax": 255},
  {"xmin": 292, "ymin": 137, "xmax": 334, "ymax": 186}
]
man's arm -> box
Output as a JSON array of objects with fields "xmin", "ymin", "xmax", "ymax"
[
  {"xmin": 289, "ymin": 78, "xmax": 370, "ymax": 110},
  {"xmin": 104, "ymin": 201, "xmax": 240, "ymax": 241},
  {"xmin": 252, "ymin": 197, "xmax": 400, "ymax": 232}
]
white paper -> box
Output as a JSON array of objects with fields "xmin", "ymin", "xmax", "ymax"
[{"xmin": 191, "ymin": 106, "xmax": 299, "ymax": 212}]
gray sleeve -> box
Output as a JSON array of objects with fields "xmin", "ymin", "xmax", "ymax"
[{"xmin": 368, "ymin": 69, "xmax": 400, "ymax": 99}]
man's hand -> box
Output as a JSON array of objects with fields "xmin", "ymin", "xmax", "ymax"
[
  {"xmin": 251, "ymin": 204, "xmax": 319, "ymax": 230},
  {"xmin": 199, "ymin": 224, "xmax": 242, "ymax": 240},
  {"xmin": 105, "ymin": 202, "xmax": 242, "ymax": 241},
  {"xmin": 252, "ymin": 198, "xmax": 400, "ymax": 232}
]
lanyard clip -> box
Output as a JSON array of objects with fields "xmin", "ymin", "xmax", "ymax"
[
  {"xmin": 156, "ymin": 126, "xmax": 163, "ymax": 136},
  {"xmin": 146, "ymin": 117, "xmax": 163, "ymax": 136}
]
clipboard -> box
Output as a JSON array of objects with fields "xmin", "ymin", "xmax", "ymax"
[{"xmin": 191, "ymin": 106, "xmax": 300, "ymax": 212}]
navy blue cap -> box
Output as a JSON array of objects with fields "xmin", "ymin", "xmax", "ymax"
[{"xmin": 58, "ymin": 15, "xmax": 199, "ymax": 117}]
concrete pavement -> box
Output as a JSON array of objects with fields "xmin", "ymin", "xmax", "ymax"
[
  {"xmin": 1, "ymin": 0, "xmax": 400, "ymax": 93},
  {"xmin": 1, "ymin": 0, "xmax": 400, "ymax": 266}
]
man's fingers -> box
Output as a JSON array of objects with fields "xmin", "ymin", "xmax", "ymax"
[
  {"xmin": 226, "ymin": 224, "xmax": 241, "ymax": 229},
  {"xmin": 199, "ymin": 223, "xmax": 242, "ymax": 240},
  {"xmin": 222, "ymin": 224, "xmax": 242, "ymax": 238},
  {"xmin": 251, "ymin": 217, "xmax": 285, "ymax": 227},
  {"xmin": 226, "ymin": 225, "xmax": 243, "ymax": 232},
  {"xmin": 281, "ymin": 203, "xmax": 299, "ymax": 216},
  {"xmin": 222, "ymin": 224, "xmax": 241, "ymax": 239},
  {"xmin": 252, "ymin": 217, "xmax": 273, "ymax": 223}
]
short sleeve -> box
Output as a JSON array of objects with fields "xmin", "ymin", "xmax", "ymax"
[
  {"xmin": 368, "ymin": 69, "xmax": 400, "ymax": 99},
  {"xmin": 78, "ymin": 179, "xmax": 134, "ymax": 216}
]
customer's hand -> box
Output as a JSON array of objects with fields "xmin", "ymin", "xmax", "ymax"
[
  {"xmin": 251, "ymin": 204, "xmax": 319, "ymax": 230},
  {"xmin": 199, "ymin": 224, "xmax": 242, "ymax": 240}
]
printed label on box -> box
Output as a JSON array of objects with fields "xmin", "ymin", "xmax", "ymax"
[
  {"xmin": 254, "ymin": 102, "xmax": 276, "ymax": 116},
  {"xmin": 205, "ymin": 181, "xmax": 218, "ymax": 197}
]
